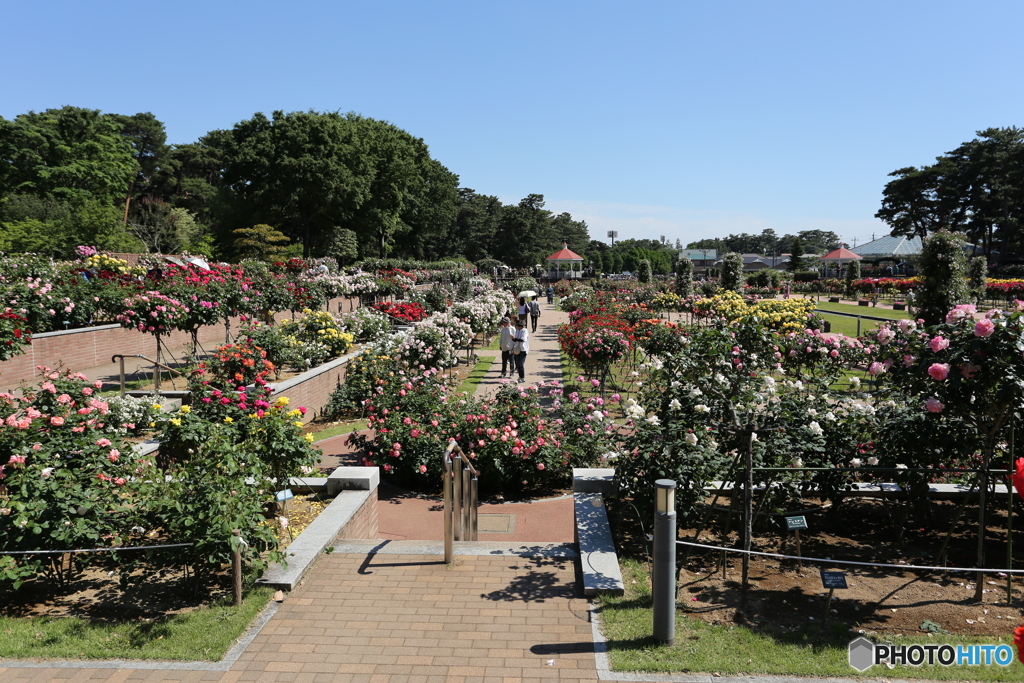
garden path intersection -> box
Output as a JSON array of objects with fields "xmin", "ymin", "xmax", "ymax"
[{"xmin": 3, "ymin": 301, "xmax": 936, "ymax": 682}]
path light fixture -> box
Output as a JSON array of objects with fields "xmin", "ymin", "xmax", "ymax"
[{"xmin": 653, "ymin": 478, "xmax": 677, "ymax": 644}]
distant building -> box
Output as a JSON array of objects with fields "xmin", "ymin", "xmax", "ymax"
[{"xmin": 545, "ymin": 243, "xmax": 585, "ymax": 279}]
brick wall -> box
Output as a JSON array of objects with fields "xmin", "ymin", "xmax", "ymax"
[
  {"xmin": 0, "ymin": 296, "xmax": 359, "ymax": 387},
  {"xmin": 335, "ymin": 488, "xmax": 379, "ymax": 540}
]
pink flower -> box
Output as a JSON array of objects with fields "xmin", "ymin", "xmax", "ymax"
[
  {"xmin": 410, "ymin": 429, "xmax": 420, "ymax": 438},
  {"xmin": 114, "ymin": 478, "xmax": 126, "ymax": 486},
  {"xmin": 82, "ymin": 387, "xmax": 93, "ymax": 396},
  {"xmin": 590, "ymin": 379, "xmax": 601, "ymax": 387},
  {"xmin": 418, "ymin": 465, "xmax": 427, "ymax": 474},
  {"xmin": 96, "ymin": 438, "xmax": 112, "ymax": 447},
  {"xmin": 903, "ymin": 354, "xmax": 916, "ymax": 367},
  {"xmin": 41, "ymin": 381, "xmax": 56, "ymax": 393},
  {"xmin": 537, "ymin": 463, "xmax": 545, "ymax": 471},
  {"xmin": 974, "ymin": 318, "xmax": 995, "ymax": 337},
  {"xmin": 946, "ymin": 304, "xmax": 977, "ymax": 323},
  {"xmin": 868, "ymin": 362, "xmax": 885, "ymax": 376},
  {"xmin": 929, "ymin": 336, "xmax": 949, "ymax": 353},
  {"xmin": 108, "ymin": 450, "xmax": 119, "ymax": 462},
  {"xmin": 926, "ymin": 397, "xmax": 945, "ymax": 413},
  {"xmin": 927, "ymin": 363, "xmax": 950, "ymax": 381},
  {"xmin": 56, "ymin": 393, "xmax": 73, "ymax": 404},
  {"xmin": 50, "ymin": 416, "xmax": 65, "ymax": 426}
]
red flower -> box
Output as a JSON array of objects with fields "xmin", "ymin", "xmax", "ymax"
[
  {"xmin": 1011, "ymin": 458, "xmax": 1024, "ymax": 501},
  {"xmin": 1014, "ymin": 623, "xmax": 1024, "ymax": 664}
]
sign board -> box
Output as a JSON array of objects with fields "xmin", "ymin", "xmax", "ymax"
[
  {"xmin": 785, "ymin": 515, "xmax": 808, "ymax": 530},
  {"xmin": 820, "ymin": 570, "xmax": 848, "ymax": 589},
  {"xmin": 275, "ymin": 488, "xmax": 295, "ymax": 502}
]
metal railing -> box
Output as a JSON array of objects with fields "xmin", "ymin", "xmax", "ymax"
[
  {"xmin": 111, "ymin": 354, "xmax": 187, "ymax": 397},
  {"xmin": 443, "ymin": 439, "xmax": 479, "ymax": 563}
]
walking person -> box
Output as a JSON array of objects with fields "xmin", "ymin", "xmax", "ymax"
[
  {"xmin": 498, "ymin": 317, "xmax": 514, "ymax": 378},
  {"xmin": 546, "ymin": 284, "xmax": 554, "ymax": 304},
  {"xmin": 529, "ymin": 297, "xmax": 541, "ymax": 333},
  {"xmin": 511, "ymin": 319, "xmax": 530, "ymax": 382},
  {"xmin": 517, "ymin": 297, "xmax": 529, "ymax": 325}
]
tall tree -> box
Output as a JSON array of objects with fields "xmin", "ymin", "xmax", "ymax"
[
  {"xmin": 0, "ymin": 106, "xmax": 136, "ymax": 206},
  {"xmin": 877, "ymin": 128, "xmax": 1024, "ymax": 258}
]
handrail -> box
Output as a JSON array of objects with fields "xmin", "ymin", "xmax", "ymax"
[
  {"xmin": 111, "ymin": 354, "xmax": 186, "ymax": 397},
  {"xmin": 443, "ymin": 439, "xmax": 479, "ymax": 563}
]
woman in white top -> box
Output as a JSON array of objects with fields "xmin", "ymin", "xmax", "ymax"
[
  {"xmin": 511, "ymin": 319, "xmax": 530, "ymax": 381},
  {"xmin": 517, "ymin": 297, "xmax": 529, "ymax": 325}
]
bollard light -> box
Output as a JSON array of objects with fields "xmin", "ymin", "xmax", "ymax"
[
  {"xmin": 653, "ymin": 478, "xmax": 677, "ymax": 645},
  {"xmin": 655, "ymin": 479, "xmax": 676, "ymax": 514}
]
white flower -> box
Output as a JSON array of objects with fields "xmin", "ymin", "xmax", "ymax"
[
  {"xmin": 709, "ymin": 440, "xmax": 718, "ymax": 449},
  {"xmin": 669, "ymin": 398, "xmax": 682, "ymax": 411},
  {"xmin": 714, "ymin": 373, "xmax": 728, "ymax": 385},
  {"xmin": 625, "ymin": 399, "xmax": 645, "ymax": 419},
  {"xmin": 808, "ymin": 421, "xmax": 823, "ymax": 436},
  {"xmin": 690, "ymin": 387, "xmax": 703, "ymax": 397},
  {"xmin": 867, "ymin": 457, "xmax": 879, "ymax": 466},
  {"xmin": 793, "ymin": 380, "xmax": 803, "ymax": 390},
  {"xmin": 791, "ymin": 457, "xmax": 803, "ymax": 467},
  {"xmin": 750, "ymin": 432, "xmax": 759, "ymax": 441},
  {"xmin": 694, "ymin": 404, "xmax": 710, "ymax": 413},
  {"xmin": 849, "ymin": 377, "xmax": 861, "ymax": 388},
  {"xmin": 807, "ymin": 408, "xmax": 817, "ymax": 416},
  {"xmin": 601, "ymin": 451, "xmax": 620, "ymax": 462},
  {"xmin": 646, "ymin": 414, "xmax": 661, "ymax": 426},
  {"xmin": 684, "ymin": 432, "xmax": 698, "ymax": 446},
  {"xmin": 40, "ymin": 467, "xmax": 55, "ymax": 479},
  {"xmin": 630, "ymin": 371, "xmax": 639, "ymax": 377},
  {"xmin": 824, "ymin": 411, "xmax": 836, "ymax": 422},
  {"xmin": 896, "ymin": 463, "xmax": 908, "ymax": 470},
  {"xmin": 850, "ymin": 458, "xmax": 862, "ymax": 467},
  {"xmin": 591, "ymin": 410, "xmax": 605, "ymax": 421},
  {"xmin": 735, "ymin": 404, "xmax": 744, "ymax": 411}
]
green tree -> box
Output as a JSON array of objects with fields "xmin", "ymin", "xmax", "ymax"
[
  {"xmin": 787, "ymin": 236, "xmax": 807, "ymax": 273},
  {"xmin": 844, "ymin": 259, "xmax": 861, "ymax": 295},
  {"xmin": 914, "ymin": 230, "xmax": 971, "ymax": 325},
  {"xmin": 675, "ymin": 257, "xmax": 693, "ymax": 296},
  {"xmin": 326, "ymin": 228, "xmax": 359, "ymax": 265},
  {"xmin": 877, "ymin": 128, "xmax": 1024, "ymax": 258},
  {"xmin": 721, "ymin": 253, "xmax": 744, "ymax": 292},
  {"xmin": 233, "ymin": 224, "xmax": 291, "ymax": 261},
  {"xmin": 0, "ymin": 106, "xmax": 136, "ymax": 206}
]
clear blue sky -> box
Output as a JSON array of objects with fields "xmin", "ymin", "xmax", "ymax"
[{"xmin": 5, "ymin": 1, "xmax": 1023, "ymax": 249}]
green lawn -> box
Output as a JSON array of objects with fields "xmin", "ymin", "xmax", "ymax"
[
  {"xmin": 598, "ymin": 560, "xmax": 1022, "ymax": 680},
  {"xmin": 0, "ymin": 588, "xmax": 273, "ymax": 661},
  {"xmin": 312, "ymin": 418, "xmax": 370, "ymax": 442},
  {"xmin": 457, "ymin": 355, "xmax": 497, "ymax": 394},
  {"xmin": 816, "ymin": 302, "xmax": 912, "ymax": 319}
]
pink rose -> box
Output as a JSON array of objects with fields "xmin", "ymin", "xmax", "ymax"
[
  {"xmin": 50, "ymin": 416, "xmax": 65, "ymax": 426},
  {"xmin": 974, "ymin": 318, "xmax": 995, "ymax": 337},
  {"xmin": 537, "ymin": 463, "xmax": 546, "ymax": 471},
  {"xmin": 927, "ymin": 363, "xmax": 950, "ymax": 381},
  {"xmin": 418, "ymin": 465, "xmax": 427, "ymax": 474},
  {"xmin": 925, "ymin": 397, "xmax": 945, "ymax": 413},
  {"xmin": 960, "ymin": 362, "xmax": 981, "ymax": 379},
  {"xmin": 929, "ymin": 336, "xmax": 949, "ymax": 353},
  {"xmin": 868, "ymin": 362, "xmax": 885, "ymax": 376}
]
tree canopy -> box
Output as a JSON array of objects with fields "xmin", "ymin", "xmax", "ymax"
[{"xmin": 876, "ymin": 127, "xmax": 1024, "ymax": 258}]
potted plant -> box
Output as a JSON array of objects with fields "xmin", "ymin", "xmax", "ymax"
[{"xmin": 892, "ymin": 301, "xmax": 907, "ymax": 311}]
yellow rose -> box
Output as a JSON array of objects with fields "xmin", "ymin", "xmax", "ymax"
[
  {"xmin": 303, "ymin": 433, "xmax": 314, "ymax": 443},
  {"xmin": 224, "ymin": 417, "xmax": 234, "ymax": 424},
  {"xmin": 275, "ymin": 396, "xmax": 290, "ymax": 406},
  {"xmin": 180, "ymin": 405, "xmax": 191, "ymax": 413}
]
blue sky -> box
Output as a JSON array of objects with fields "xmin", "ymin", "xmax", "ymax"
[{"xmin": 4, "ymin": 1, "xmax": 1023, "ymax": 249}]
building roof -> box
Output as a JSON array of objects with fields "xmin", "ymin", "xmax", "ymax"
[
  {"xmin": 681, "ymin": 249, "xmax": 718, "ymax": 261},
  {"xmin": 546, "ymin": 244, "xmax": 584, "ymax": 261},
  {"xmin": 851, "ymin": 235, "xmax": 924, "ymax": 259},
  {"xmin": 820, "ymin": 247, "xmax": 863, "ymax": 260}
]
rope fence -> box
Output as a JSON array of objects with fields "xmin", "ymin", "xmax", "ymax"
[{"xmin": 676, "ymin": 538, "xmax": 1024, "ymax": 574}]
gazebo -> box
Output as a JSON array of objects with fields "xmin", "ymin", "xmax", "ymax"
[
  {"xmin": 851, "ymin": 235, "xmax": 925, "ymax": 275},
  {"xmin": 819, "ymin": 247, "xmax": 862, "ymax": 278},
  {"xmin": 545, "ymin": 243, "xmax": 584, "ymax": 279}
]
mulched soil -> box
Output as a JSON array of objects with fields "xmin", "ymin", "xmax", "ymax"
[{"xmin": 613, "ymin": 496, "xmax": 1024, "ymax": 637}]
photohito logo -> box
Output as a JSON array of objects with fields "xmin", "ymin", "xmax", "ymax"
[{"xmin": 848, "ymin": 637, "xmax": 1014, "ymax": 671}]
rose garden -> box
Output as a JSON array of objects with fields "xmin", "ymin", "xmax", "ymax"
[{"xmin": 4, "ymin": 232, "xmax": 1024, "ymax": 675}]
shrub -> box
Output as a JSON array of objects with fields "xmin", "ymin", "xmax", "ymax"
[
  {"xmin": 674, "ymin": 257, "xmax": 693, "ymax": 297},
  {"xmin": 720, "ymin": 253, "xmax": 743, "ymax": 292}
]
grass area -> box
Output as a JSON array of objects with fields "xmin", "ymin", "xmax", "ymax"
[
  {"xmin": 820, "ymin": 313, "xmax": 879, "ymax": 338},
  {"xmin": 0, "ymin": 588, "xmax": 273, "ymax": 661},
  {"xmin": 311, "ymin": 418, "xmax": 369, "ymax": 442},
  {"xmin": 457, "ymin": 355, "xmax": 497, "ymax": 394},
  {"xmin": 598, "ymin": 560, "xmax": 1022, "ymax": 680},
  {"xmin": 816, "ymin": 302, "xmax": 913, "ymax": 319}
]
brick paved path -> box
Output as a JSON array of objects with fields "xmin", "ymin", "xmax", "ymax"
[{"xmin": 0, "ymin": 543, "xmax": 601, "ymax": 682}]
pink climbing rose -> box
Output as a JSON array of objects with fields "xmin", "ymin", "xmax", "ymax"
[
  {"xmin": 929, "ymin": 336, "xmax": 949, "ymax": 353},
  {"xmin": 927, "ymin": 363, "xmax": 950, "ymax": 381},
  {"xmin": 974, "ymin": 318, "xmax": 996, "ymax": 337},
  {"xmin": 926, "ymin": 397, "xmax": 945, "ymax": 413}
]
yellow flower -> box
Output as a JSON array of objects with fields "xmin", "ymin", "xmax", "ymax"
[
  {"xmin": 180, "ymin": 405, "xmax": 191, "ymax": 413},
  {"xmin": 170, "ymin": 418, "xmax": 181, "ymax": 427},
  {"xmin": 151, "ymin": 403, "xmax": 162, "ymax": 410},
  {"xmin": 303, "ymin": 433, "xmax": 314, "ymax": 443},
  {"xmin": 224, "ymin": 417, "xmax": 234, "ymax": 424},
  {"xmin": 294, "ymin": 421, "xmax": 303, "ymax": 427},
  {"xmin": 249, "ymin": 413, "xmax": 260, "ymax": 419},
  {"xmin": 275, "ymin": 396, "xmax": 290, "ymax": 407},
  {"xmin": 287, "ymin": 409, "xmax": 302, "ymax": 418}
]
